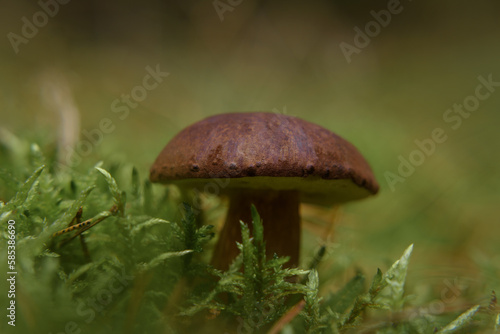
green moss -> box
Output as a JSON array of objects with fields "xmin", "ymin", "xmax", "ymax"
[{"xmin": 0, "ymin": 137, "xmax": 497, "ymax": 334}]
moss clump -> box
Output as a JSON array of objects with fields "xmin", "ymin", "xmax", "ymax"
[{"xmin": 0, "ymin": 138, "xmax": 497, "ymax": 333}]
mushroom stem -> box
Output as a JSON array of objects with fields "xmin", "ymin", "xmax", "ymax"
[{"xmin": 211, "ymin": 190, "xmax": 301, "ymax": 270}]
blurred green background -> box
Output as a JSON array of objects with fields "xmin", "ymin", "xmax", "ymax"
[{"xmin": 1, "ymin": 0, "xmax": 499, "ymax": 308}]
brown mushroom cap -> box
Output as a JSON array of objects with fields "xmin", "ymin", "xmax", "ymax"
[{"xmin": 150, "ymin": 112, "xmax": 379, "ymax": 205}]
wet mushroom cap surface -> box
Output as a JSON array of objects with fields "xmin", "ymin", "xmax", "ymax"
[{"xmin": 150, "ymin": 112, "xmax": 379, "ymax": 205}]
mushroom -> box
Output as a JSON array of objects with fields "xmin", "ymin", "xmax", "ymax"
[{"xmin": 150, "ymin": 112, "xmax": 379, "ymax": 269}]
